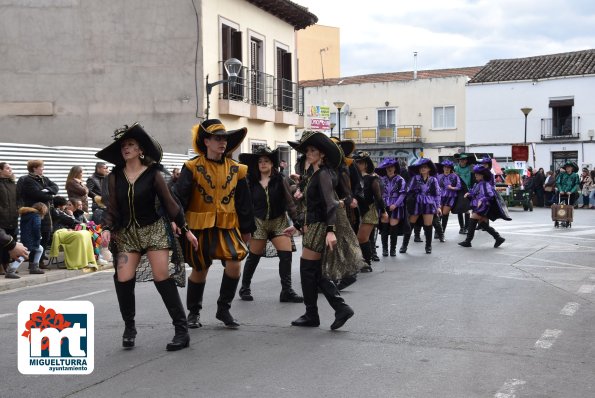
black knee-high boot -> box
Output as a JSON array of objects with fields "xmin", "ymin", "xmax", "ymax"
[
  {"xmin": 414, "ymin": 220, "xmax": 423, "ymax": 242},
  {"xmin": 336, "ymin": 273, "xmax": 357, "ymax": 291},
  {"xmin": 458, "ymin": 213, "xmax": 466, "ymax": 234},
  {"xmin": 359, "ymin": 242, "xmax": 373, "ymax": 272},
  {"xmin": 154, "ymin": 278, "xmax": 190, "ymax": 351},
  {"xmin": 370, "ymin": 227, "xmax": 380, "ymax": 261},
  {"xmin": 441, "ymin": 214, "xmax": 449, "ymax": 233},
  {"xmin": 399, "ymin": 221, "xmax": 412, "ymax": 253},
  {"xmin": 292, "ymin": 258, "xmax": 321, "ymax": 327},
  {"xmin": 480, "ymin": 222, "xmax": 505, "ymax": 247},
  {"xmin": 465, "ymin": 213, "xmax": 470, "ymax": 231},
  {"xmin": 380, "ymin": 222, "xmax": 389, "ymax": 257},
  {"xmin": 423, "ymin": 225, "xmax": 433, "ymax": 254},
  {"xmin": 432, "ymin": 215, "xmax": 445, "ymax": 242},
  {"xmin": 458, "ymin": 218, "xmax": 478, "ymax": 247},
  {"xmin": 318, "ymin": 278, "xmax": 355, "ymax": 330},
  {"xmin": 186, "ymin": 279, "xmax": 205, "ymax": 328},
  {"xmin": 278, "ymin": 250, "xmax": 303, "ymax": 303},
  {"xmin": 216, "ymin": 272, "xmax": 241, "ymax": 328},
  {"xmin": 389, "ymin": 225, "xmax": 398, "ymax": 256},
  {"xmin": 239, "ymin": 252, "xmax": 261, "ymax": 301},
  {"xmin": 114, "ymin": 275, "xmax": 136, "ymax": 348}
]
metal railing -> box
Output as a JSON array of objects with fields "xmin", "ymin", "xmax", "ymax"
[
  {"xmin": 340, "ymin": 125, "xmax": 424, "ymax": 144},
  {"xmin": 541, "ymin": 116, "xmax": 581, "ymax": 140},
  {"xmin": 217, "ymin": 62, "xmax": 302, "ymax": 115}
]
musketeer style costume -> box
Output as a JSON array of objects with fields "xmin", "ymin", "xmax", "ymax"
[
  {"xmin": 555, "ymin": 161, "xmax": 580, "ymax": 205},
  {"xmin": 325, "ymin": 138, "xmax": 365, "ymax": 290},
  {"xmin": 288, "ymin": 131, "xmax": 354, "ymax": 330},
  {"xmin": 459, "ymin": 165, "xmax": 510, "ymax": 248},
  {"xmin": 174, "ymin": 119, "xmax": 255, "ymax": 329},
  {"xmin": 98, "ymin": 123, "xmax": 190, "ymax": 351},
  {"xmin": 436, "ymin": 159, "xmax": 461, "ymax": 238},
  {"xmin": 403, "ymin": 158, "xmax": 441, "ymax": 254},
  {"xmin": 376, "ymin": 157, "xmax": 408, "ymax": 256},
  {"xmin": 238, "ymin": 146, "xmax": 303, "ymax": 303},
  {"xmin": 352, "ymin": 151, "xmax": 387, "ymax": 272}
]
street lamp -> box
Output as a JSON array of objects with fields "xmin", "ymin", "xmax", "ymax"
[
  {"xmin": 205, "ymin": 58, "xmax": 243, "ymax": 119},
  {"xmin": 521, "ymin": 107, "xmax": 532, "ymax": 144},
  {"xmin": 333, "ymin": 101, "xmax": 345, "ymax": 140},
  {"xmin": 330, "ymin": 122, "xmax": 336, "ymax": 134}
]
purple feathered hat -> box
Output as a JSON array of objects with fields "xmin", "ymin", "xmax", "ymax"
[
  {"xmin": 473, "ymin": 164, "xmax": 493, "ymax": 180},
  {"xmin": 375, "ymin": 157, "xmax": 400, "ymax": 176},
  {"xmin": 408, "ymin": 157, "xmax": 437, "ymax": 176},
  {"xmin": 480, "ymin": 156, "xmax": 493, "ymax": 169},
  {"xmin": 436, "ymin": 159, "xmax": 455, "ymax": 174}
]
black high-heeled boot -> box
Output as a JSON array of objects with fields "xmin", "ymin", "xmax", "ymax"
[
  {"xmin": 441, "ymin": 214, "xmax": 449, "ymax": 233},
  {"xmin": 389, "ymin": 225, "xmax": 398, "ymax": 256},
  {"xmin": 480, "ymin": 222, "xmax": 505, "ymax": 247},
  {"xmin": 336, "ymin": 273, "xmax": 357, "ymax": 291},
  {"xmin": 292, "ymin": 258, "xmax": 321, "ymax": 327},
  {"xmin": 114, "ymin": 275, "xmax": 136, "ymax": 348},
  {"xmin": 186, "ymin": 279, "xmax": 205, "ymax": 328},
  {"xmin": 433, "ymin": 216, "xmax": 445, "ymax": 242},
  {"xmin": 216, "ymin": 273, "xmax": 241, "ymax": 328},
  {"xmin": 154, "ymin": 278, "xmax": 190, "ymax": 351},
  {"xmin": 458, "ymin": 219, "xmax": 478, "ymax": 247},
  {"xmin": 318, "ymin": 278, "xmax": 354, "ymax": 330},
  {"xmin": 239, "ymin": 252, "xmax": 261, "ymax": 301},
  {"xmin": 278, "ymin": 250, "xmax": 303, "ymax": 303},
  {"xmin": 423, "ymin": 225, "xmax": 433, "ymax": 254},
  {"xmin": 380, "ymin": 223, "xmax": 389, "ymax": 257},
  {"xmin": 414, "ymin": 222, "xmax": 423, "ymax": 242},
  {"xmin": 359, "ymin": 242, "xmax": 373, "ymax": 272}
]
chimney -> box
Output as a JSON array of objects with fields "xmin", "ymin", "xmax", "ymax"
[{"xmin": 413, "ymin": 51, "xmax": 418, "ymax": 80}]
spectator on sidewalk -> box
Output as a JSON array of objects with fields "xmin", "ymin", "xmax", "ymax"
[
  {"xmin": 17, "ymin": 160, "xmax": 59, "ymax": 269},
  {"xmin": 533, "ymin": 167, "xmax": 546, "ymax": 207},
  {"xmin": 0, "ymin": 162, "xmax": 19, "ymax": 275},
  {"xmin": 579, "ymin": 167, "xmax": 593, "ymax": 208},
  {"xmin": 51, "ymin": 196, "xmax": 80, "ymax": 231},
  {"xmin": 0, "ymin": 226, "xmax": 29, "ymax": 279},
  {"xmin": 544, "ymin": 170, "xmax": 556, "ymax": 206},
  {"xmin": 19, "ymin": 202, "xmax": 47, "ymax": 274},
  {"xmin": 589, "ymin": 170, "xmax": 595, "ymax": 209},
  {"xmin": 66, "ymin": 166, "xmax": 89, "ymax": 212},
  {"xmin": 87, "ymin": 162, "xmax": 109, "ymax": 211},
  {"xmin": 555, "ymin": 162, "xmax": 580, "ymax": 205}
]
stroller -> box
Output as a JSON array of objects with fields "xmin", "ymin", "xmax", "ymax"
[{"xmin": 551, "ymin": 193, "xmax": 573, "ymax": 228}]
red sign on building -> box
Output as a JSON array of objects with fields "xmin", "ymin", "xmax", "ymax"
[{"xmin": 512, "ymin": 145, "xmax": 529, "ymax": 161}]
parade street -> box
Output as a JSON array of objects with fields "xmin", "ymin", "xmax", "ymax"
[{"xmin": 1, "ymin": 208, "xmax": 594, "ymax": 398}]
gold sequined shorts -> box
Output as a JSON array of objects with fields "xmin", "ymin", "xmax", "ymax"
[
  {"xmin": 361, "ymin": 203, "xmax": 379, "ymax": 225},
  {"xmin": 302, "ymin": 222, "xmax": 327, "ymax": 254},
  {"xmin": 253, "ymin": 215, "xmax": 290, "ymax": 240},
  {"xmin": 116, "ymin": 218, "xmax": 170, "ymax": 254}
]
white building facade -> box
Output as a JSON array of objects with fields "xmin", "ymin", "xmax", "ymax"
[{"xmin": 466, "ymin": 50, "xmax": 595, "ymax": 171}]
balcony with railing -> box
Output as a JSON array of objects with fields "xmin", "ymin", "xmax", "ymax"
[
  {"xmin": 216, "ymin": 62, "xmax": 303, "ymax": 125},
  {"xmin": 341, "ymin": 125, "xmax": 424, "ymax": 144},
  {"xmin": 541, "ymin": 116, "xmax": 581, "ymax": 140}
]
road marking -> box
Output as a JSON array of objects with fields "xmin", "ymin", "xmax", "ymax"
[
  {"xmin": 577, "ymin": 284, "xmax": 595, "ymax": 294},
  {"xmin": 502, "ymin": 231, "xmax": 595, "ymax": 241},
  {"xmin": 0, "ymin": 269, "xmax": 112, "ymax": 296},
  {"xmin": 498, "ymin": 253, "xmax": 593, "ymax": 269},
  {"xmin": 560, "ymin": 302, "xmax": 580, "ymax": 316},
  {"xmin": 495, "ymin": 379, "xmax": 526, "ymax": 398},
  {"xmin": 64, "ymin": 289, "xmax": 108, "ymax": 300},
  {"xmin": 535, "ymin": 329, "xmax": 562, "ymax": 349},
  {"xmin": 0, "ymin": 313, "xmax": 15, "ymax": 319}
]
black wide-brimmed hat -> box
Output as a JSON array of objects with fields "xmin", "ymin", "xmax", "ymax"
[
  {"xmin": 408, "ymin": 157, "xmax": 437, "ymax": 176},
  {"xmin": 352, "ymin": 151, "xmax": 375, "ymax": 174},
  {"xmin": 563, "ymin": 161, "xmax": 579, "ymax": 173},
  {"xmin": 288, "ymin": 130, "xmax": 343, "ymax": 169},
  {"xmin": 96, "ymin": 123, "xmax": 163, "ymax": 166},
  {"xmin": 453, "ymin": 153, "xmax": 477, "ymax": 164},
  {"xmin": 239, "ymin": 145, "xmax": 279, "ymax": 170},
  {"xmin": 192, "ymin": 119, "xmax": 247, "ymax": 156},
  {"xmin": 473, "ymin": 164, "xmax": 493, "ymax": 180},
  {"xmin": 375, "ymin": 157, "xmax": 401, "ymax": 176},
  {"xmin": 329, "ymin": 136, "xmax": 356, "ymax": 158}
]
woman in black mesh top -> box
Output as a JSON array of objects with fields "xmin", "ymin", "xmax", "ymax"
[
  {"xmin": 97, "ymin": 123, "xmax": 197, "ymax": 352},
  {"xmin": 285, "ymin": 131, "xmax": 354, "ymax": 330}
]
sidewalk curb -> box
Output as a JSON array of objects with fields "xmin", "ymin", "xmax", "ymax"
[{"xmin": 0, "ymin": 263, "xmax": 114, "ymax": 292}]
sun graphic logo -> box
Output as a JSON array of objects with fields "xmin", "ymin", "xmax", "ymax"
[{"xmin": 18, "ymin": 301, "xmax": 94, "ymax": 375}]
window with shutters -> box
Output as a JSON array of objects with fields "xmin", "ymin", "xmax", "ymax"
[
  {"xmin": 220, "ymin": 22, "xmax": 243, "ymax": 100},
  {"xmin": 250, "ymin": 36, "xmax": 265, "ymax": 105},
  {"xmin": 432, "ymin": 106, "xmax": 456, "ymax": 129},
  {"xmin": 377, "ymin": 108, "xmax": 396, "ymax": 128},
  {"xmin": 276, "ymin": 47, "xmax": 293, "ymax": 111}
]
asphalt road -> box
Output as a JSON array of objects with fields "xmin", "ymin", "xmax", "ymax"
[{"xmin": 1, "ymin": 207, "xmax": 594, "ymax": 398}]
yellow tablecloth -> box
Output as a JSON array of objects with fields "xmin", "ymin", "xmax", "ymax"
[{"xmin": 50, "ymin": 229, "xmax": 98, "ymax": 270}]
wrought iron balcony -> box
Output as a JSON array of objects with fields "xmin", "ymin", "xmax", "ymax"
[
  {"xmin": 340, "ymin": 125, "xmax": 424, "ymax": 144},
  {"xmin": 541, "ymin": 116, "xmax": 581, "ymax": 140}
]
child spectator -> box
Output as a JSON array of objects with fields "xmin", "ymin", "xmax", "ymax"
[{"xmin": 19, "ymin": 202, "xmax": 47, "ymax": 274}]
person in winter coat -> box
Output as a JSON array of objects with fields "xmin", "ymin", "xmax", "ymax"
[
  {"xmin": 19, "ymin": 203, "xmax": 48, "ymax": 274},
  {"xmin": 0, "ymin": 162, "xmax": 19, "ymax": 275},
  {"xmin": 66, "ymin": 166, "xmax": 89, "ymax": 212}
]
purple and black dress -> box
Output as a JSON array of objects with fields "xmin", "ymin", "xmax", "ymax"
[
  {"xmin": 407, "ymin": 175, "xmax": 441, "ymax": 216},
  {"xmin": 467, "ymin": 180, "xmax": 495, "ymax": 216},
  {"xmin": 438, "ymin": 172, "xmax": 461, "ymax": 208},
  {"xmin": 381, "ymin": 174, "xmax": 407, "ymax": 220}
]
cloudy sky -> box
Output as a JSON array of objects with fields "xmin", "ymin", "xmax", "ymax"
[{"xmin": 296, "ymin": 0, "xmax": 595, "ymax": 76}]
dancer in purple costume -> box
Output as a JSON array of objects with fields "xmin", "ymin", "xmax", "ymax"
[
  {"xmin": 458, "ymin": 165, "xmax": 509, "ymax": 248},
  {"xmin": 436, "ymin": 159, "xmax": 461, "ymax": 240},
  {"xmin": 376, "ymin": 158, "xmax": 409, "ymax": 256}
]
